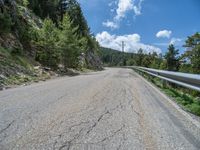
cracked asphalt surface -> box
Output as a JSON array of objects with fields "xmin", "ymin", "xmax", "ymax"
[{"xmin": 0, "ymin": 68, "xmax": 200, "ymax": 150}]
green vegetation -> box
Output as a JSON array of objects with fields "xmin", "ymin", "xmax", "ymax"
[
  {"xmin": 0, "ymin": 10, "xmax": 13, "ymax": 34},
  {"xmin": 164, "ymin": 44, "xmax": 179, "ymax": 71},
  {"xmin": 183, "ymin": 32, "xmax": 200, "ymax": 74},
  {"xmin": 0, "ymin": 0, "xmax": 100, "ymax": 68},
  {"xmin": 0, "ymin": 0, "xmax": 102, "ymax": 87},
  {"xmin": 35, "ymin": 19, "xmax": 61, "ymax": 69},
  {"xmin": 100, "ymin": 47, "xmax": 137, "ymax": 66},
  {"xmin": 0, "ymin": 46, "xmax": 50, "ymax": 87},
  {"xmin": 100, "ymin": 47, "xmax": 162, "ymax": 68}
]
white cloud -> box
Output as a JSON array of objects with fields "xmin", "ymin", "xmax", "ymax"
[
  {"xmin": 170, "ymin": 38, "xmax": 182, "ymax": 45},
  {"xmin": 133, "ymin": 0, "xmax": 143, "ymax": 16},
  {"xmin": 115, "ymin": 0, "xmax": 134, "ymax": 20},
  {"xmin": 156, "ymin": 30, "xmax": 172, "ymax": 38},
  {"xmin": 102, "ymin": 20, "xmax": 119, "ymax": 29},
  {"xmin": 96, "ymin": 31, "xmax": 161, "ymax": 54},
  {"xmin": 103, "ymin": 0, "xmax": 144, "ymax": 29}
]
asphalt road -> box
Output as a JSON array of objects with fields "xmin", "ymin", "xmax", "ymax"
[{"xmin": 0, "ymin": 68, "xmax": 200, "ymax": 150}]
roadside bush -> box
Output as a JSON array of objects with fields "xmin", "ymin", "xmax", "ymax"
[
  {"xmin": 181, "ymin": 94, "xmax": 193, "ymax": 105},
  {"xmin": 186, "ymin": 104, "xmax": 200, "ymax": 116}
]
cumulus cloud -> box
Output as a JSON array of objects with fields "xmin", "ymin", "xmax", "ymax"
[
  {"xmin": 102, "ymin": 20, "xmax": 119, "ymax": 29},
  {"xmin": 103, "ymin": 0, "xmax": 144, "ymax": 29},
  {"xmin": 96, "ymin": 31, "xmax": 161, "ymax": 54},
  {"xmin": 156, "ymin": 30, "xmax": 172, "ymax": 38}
]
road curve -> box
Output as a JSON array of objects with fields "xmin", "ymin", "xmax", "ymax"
[{"xmin": 0, "ymin": 68, "xmax": 200, "ymax": 150}]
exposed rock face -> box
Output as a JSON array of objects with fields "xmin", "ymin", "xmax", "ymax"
[
  {"xmin": 0, "ymin": 34, "xmax": 23, "ymax": 50},
  {"xmin": 85, "ymin": 51, "xmax": 103, "ymax": 70},
  {"xmin": 0, "ymin": 61, "xmax": 31, "ymax": 77}
]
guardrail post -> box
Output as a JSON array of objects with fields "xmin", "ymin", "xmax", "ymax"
[{"xmin": 162, "ymin": 80, "xmax": 167, "ymax": 88}]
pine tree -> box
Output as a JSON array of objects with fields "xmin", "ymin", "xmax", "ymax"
[
  {"xmin": 136, "ymin": 49, "xmax": 144, "ymax": 66},
  {"xmin": 28, "ymin": 0, "xmax": 60, "ymax": 23},
  {"xmin": 59, "ymin": 14, "xmax": 81, "ymax": 68},
  {"xmin": 63, "ymin": 0, "xmax": 98, "ymax": 52},
  {"xmin": 184, "ymin": 32, "xmax": 200, "ymax": 73},
  {"xmin": 35, "ymin": 19, "xmax": 61, "ymax": 69},
  {"xmin": 164, "ymin": 44, "xmax": 179, "ymax": 71}
]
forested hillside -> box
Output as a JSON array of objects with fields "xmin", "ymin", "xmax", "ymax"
[
  {"xmin": 0, "ymin": 0, "xmax": 102, "ymax": 88},
  {"xmin": 100, "ymin": 32, "xmax": 200, "ymax": 74}
]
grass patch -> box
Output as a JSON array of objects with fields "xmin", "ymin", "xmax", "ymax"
[
  {"xmin": 0, "ymin": 46, "xmax": 51, "ymax": 87},
  {"xmin": 13, "ymin": 55, "xmax": 34, "ymax": 71}
]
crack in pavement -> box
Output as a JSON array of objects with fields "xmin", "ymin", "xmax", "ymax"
[
  {"xmin": 86, "ymin": 110, "xmax": 111, "ymax": 135},
  {"xmin": 68, "ymin": 121, "xmax": 90, "ymax": 132},
  {"xmin": 58, "ymin": 128, "xmax": 84, "ymax": 150},
  {"xmin": 53, "ymin": 121, "xmax": 90, "ymax": 150},
  {"xmin": 0, "ymin": 120, "xmax": 15, "ymax": 135},
  {"xmin": 55, "ymin": 107, "xmax": 120, "ymax": 150},
  {"xmin": 0, "ymin": 120, "xmax": 15, "ymax": 144},
  {"xmin": 60, "ymin": 125, "xmax": 125, "ymax": 150}
]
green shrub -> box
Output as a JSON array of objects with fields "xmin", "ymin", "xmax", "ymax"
[
  {"xmin": 11, "ymin": 48, "xmax": 23, "ymax": 55},
  {"xmin": 175, "ymin": 97, "xmax": 184, "ymax": 105},
  {"xmin": 186, "ymin": 104, "xmax": 200, "ymax": 116},
  {"xmin": 194, "ymin": 98, "xmax": 200, "ymax": 105},
  {"xmin": 0, "ymin": 12, "xmax": 13, "ymax": 34},
  {"xmin": 182, "ymin": 94, "xmax": 193, "ymax": 105},
  {"xmin": 164, "ymin": 89, "xmax": 177, "ymax": 97}
]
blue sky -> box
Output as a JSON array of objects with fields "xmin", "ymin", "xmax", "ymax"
[{"xmin": 78, "ymin": 0, "xmax": 200, "ymax": 54}]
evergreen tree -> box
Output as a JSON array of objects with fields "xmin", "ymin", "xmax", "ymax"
[
  {"xmin": 150, "ymin": 52, "xmax": 162, "ymax": 69},
  {"xmin": 63, "ymin": 0, "xmax": 99, "ymax": 52},
  {"xmin": 28, "ymin": 0, "xmax": 60, "ymax": 23},
  {"xmin": 184, "ymin": 32, "xmax": 200, "ymax": 73},
  {"xmin": 35, "ymin": 19, "xmax": 61, "ymax": 69},
  {"xmin": 63, "ymin": 0, "xmax": 89, "ymax": 36},
  {"xmin": 59, "ymin": 14, "xmax": 81, "ymax": 68},
  {"xmin": 164, "ymin": 44, "xmax": 179, "ymax": 71},
  {"xmin": 136, "ymin": 49, "xmax": 144, "ymax": 66}
]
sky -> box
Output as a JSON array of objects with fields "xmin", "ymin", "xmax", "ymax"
[{"xmin": 78, "ymin": 0, "xmax": 200, "ymax": 54}]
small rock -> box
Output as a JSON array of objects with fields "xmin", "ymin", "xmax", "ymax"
[{"xmin": 43, "ymin": 67, "xmax": 51, "ymax": 71}]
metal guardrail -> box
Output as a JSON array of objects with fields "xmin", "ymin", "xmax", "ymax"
[{"xmin": 127, "ymin": 66, "xmax": 200, "ymax": 92}]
